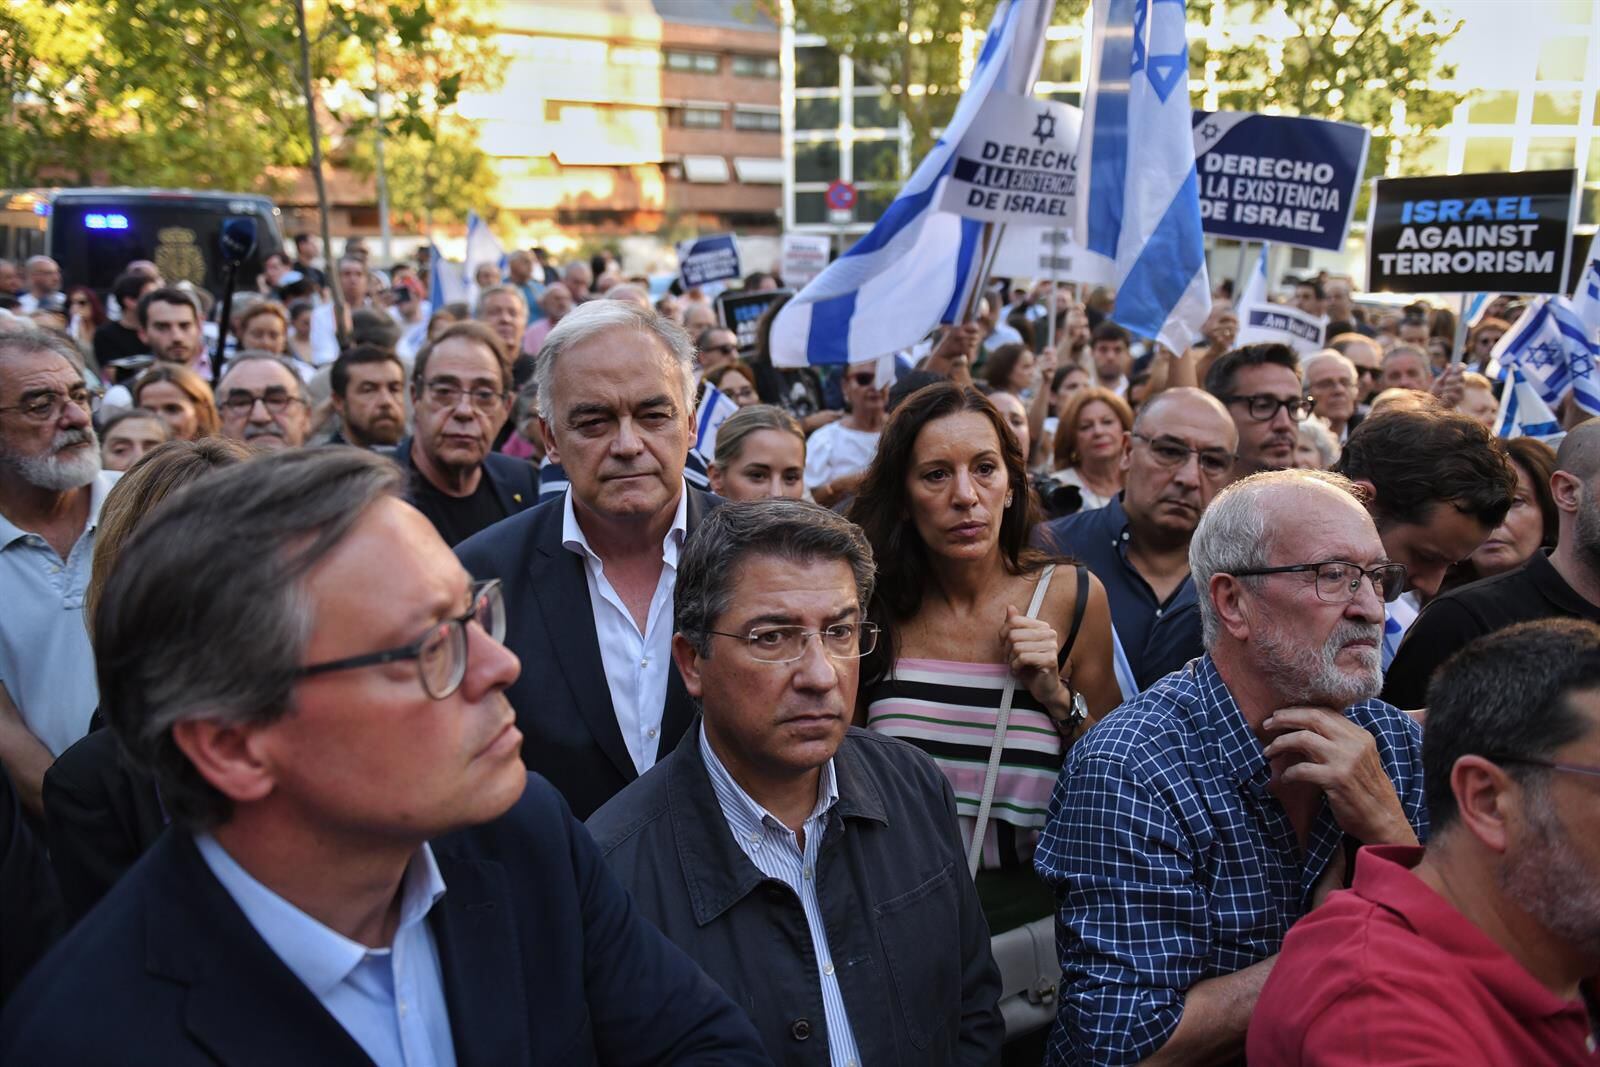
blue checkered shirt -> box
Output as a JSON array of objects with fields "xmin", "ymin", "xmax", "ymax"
[{"xmin": 1033, "ymin": 654, "xmax": 1427, "ymax": 1066}]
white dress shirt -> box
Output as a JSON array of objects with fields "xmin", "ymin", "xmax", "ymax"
[
  {"xmin": 561, "ymin": 484, "xmax": 688, "ymax": 775},
  {"xmin": 195, "ymin": 835, "xmax": 456, "ymax": 1067}
]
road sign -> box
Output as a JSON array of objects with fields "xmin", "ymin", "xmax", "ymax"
[{"xmin": 825, "ymin": 180, "xmax": 857, "ymax": 211}]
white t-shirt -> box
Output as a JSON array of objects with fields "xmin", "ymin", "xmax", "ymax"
[{"xmin": 804, "ymin": 422, "xmax": 881, "ymax": 492}]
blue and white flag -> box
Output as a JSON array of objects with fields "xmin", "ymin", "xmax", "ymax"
[
  {"xmin": 1078, "ymin": 0, "xmax": 1211, "ymax": 354},
  {"xmin": 464, "ymin": 211, "xmax": 509, "ymax": 307},
  {"xmin": 1489, "ymin": 296, "xmax": 1600, "ymax": 415},
  {"xmin": 693, "ymin": 383, "xmax": 740, "ymax": 460},
  {"xmin": 769, "ymin": 0, "xmax": 1054, "ymax": 368},
  {"xmin": 1571, "ymin": 256, "xmax": 1600, "ymax": 341},
  {"xmin": 1494, "ymin": 366, "xmax": 1565, "ymax": 446},
  {"xmin": 428, "ymin": 243, "xmax": 466, "ymax": 310},
  {"xmin": 1233, "ymin": 246, "xmax": 1325, "ymax": 354},
  {"xmin": 1462, "ymin": 292, "xmax": 1490, "ymax": 329}
]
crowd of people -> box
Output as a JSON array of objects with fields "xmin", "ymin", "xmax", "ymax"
[{"xmin": 0, "ymin": 234, "xmax": 1597, "ymax": 1066}]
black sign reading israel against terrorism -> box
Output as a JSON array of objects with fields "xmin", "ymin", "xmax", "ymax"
[{"xmin": 1367, "ymin": 169, "xmax": 1577, "ymax": 295}]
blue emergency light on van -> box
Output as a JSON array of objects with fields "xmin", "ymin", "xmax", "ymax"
[{"xmin": 84, "ymin": 213, "xmax": 129, "ymax": 230}]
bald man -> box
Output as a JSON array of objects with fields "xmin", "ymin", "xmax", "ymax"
[
  {"xmin": 1040, "ymin": 388, "xmax": 1240, "ymax": 691},
  {"xmin": 1384, "ymin": 417, "xmax": 1600, "ymax": 708}
]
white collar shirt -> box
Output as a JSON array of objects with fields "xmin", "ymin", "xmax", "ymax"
[
  {"xmin": 561, "ymin": 483, "xmax": 688, "ymax": 775},
  {"xmin": 195, "ymin": 834, "xmax": 456, "ymax": 1067}
]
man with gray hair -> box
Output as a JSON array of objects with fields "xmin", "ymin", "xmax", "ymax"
[
  {"xmin": 0, "ymin": 447, "xmax": 769, "ymax": 1064},
  {"xmin": 589, "ymin": 499, "xmax": 1004, "ymax": 1064},
  {"xmin": 216, "ymin": 353, "xmax": 311, "ymax": 452},
  {"xmin": 1033, "ymin": 469, "xmax": 1427, "ymax": 1066},
  {"xmin": 1302, "ymin": 349, "xmax": 1361, "ymax": 443},
  {"xmin": 0, "ymin": 331, "xmax": 115, "ymax": 813},
  {"xmin": 16, "ymin": 256, "xmax": 62, "ymax": 315},
  {"xmin": 456, "ymin": 299, "xmax": 714, "ymax": 818}
]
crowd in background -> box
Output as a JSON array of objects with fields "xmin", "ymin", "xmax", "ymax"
[{"xmin": 0, "ymin": 232, "xmax": 1597, "ymax": 1066}]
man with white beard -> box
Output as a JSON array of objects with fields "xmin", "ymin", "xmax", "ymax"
[
  {"xmin": 1033, "ymin": 469, "xmax": 1428, "ymax": 1067},
  {"xmin": 0, "ymin": 331, "xmax": 118, "ymax": 815}
]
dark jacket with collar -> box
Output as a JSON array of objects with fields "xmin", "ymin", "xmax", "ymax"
[
  {"xmin": 0, "ymin": 773, "xmax": 768, "ymax": 1066},
  {"xmin": 587, "ymin": 724, "xmax": 1003, "ymax": 1067},
  {"xmin": 396, "ymin": 433, "xmax": 537, "ymax": 523},
  {"xmin": 454, "ymin": 487, "xmax": 718, "ymax": 820}
]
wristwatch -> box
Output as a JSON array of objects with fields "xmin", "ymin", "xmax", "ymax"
[{"xmin": 1052, "ymin": 690, "xmax": 1089, "ymax": 737}]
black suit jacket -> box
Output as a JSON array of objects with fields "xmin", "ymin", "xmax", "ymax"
[
  {"xmin": 0, "ymin": 774, "xmax": 767, "ymax": 1065},
  {"xmin": 455, "ymin": 488, "xmax": 717, "ymax": 819}
]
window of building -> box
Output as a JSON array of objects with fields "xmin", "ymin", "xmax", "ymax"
[
  {"xmin": 1589, "ymin": 136, "xmax": 1600, "ymax": 179},
  {"xmin": 1536, "ymin": 35, "xmax": 1588, "ymax": 81},
  {"xmin": 852, "ymin": 139, "xmax": 900, "ymax": 182},
  {"xmin": 1533, "ymin": 90, "xmax": 1583, "ymax": 124},
  {"xmin": 733, "ymin": 108, "xmax": 782, "ymax": 131},
  {"xmin": 665, "ymin": 50, "xmax": 720, "ymax": 74},
  {"xmin": 1462, "ymin": 137, "xmax": 1513, "ymax": 172},
  {"xmin": 1526, "ymin": 136, "xmax": 1576, "ymax": 170},
  {"xmin": 731, "ymin": 54, "xmax": 780, "ymax": 79},
  {"xmin": 857, "ymin": 187, "xmax": 896, "ymax": 224},
  {"xmin": 673, "ymin": 107, "xmax": 724, "ymax": 129},
  {"xmin": 795, "ymin": 96, "xmax": 841, "ymax": 130},
  {"xmin": 1466, "ymin": 90, "xmax": 1520, "ymax": 124},
  {"xmin": 1407, "ymin": 137, "xmax": 1450, "ymax": 176},
  {"xmin": 794, "ymin": 191, "xmax": 829, "ymax": 225},
  {"xmin": 853, "ymin": 92, "xmax": 900, "ymax": 129},
  {"xmin": 1581, "ymin": 186, "xmax": 1600, "ymax": 227},
  {"xmin": 796, "ymin": 46, "xmax": 839, "ymax": 89},
  {"xmin": 795, "ymin": 141, "xmax": 840, "ymax": 183}
]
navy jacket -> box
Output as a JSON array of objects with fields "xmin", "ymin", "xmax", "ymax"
[
  {"xmin": 0, "ymin": 774, "xmax": 769, "ymax": 1066},
  {"xmin": 455, "ymin": 488, "xmax": 718, "ymax": 820},
  {"xmin": 588, "ymin": 725, "xmax": 1003, "ymax": 1066},
  {"xmin": 397, "ymin": 434, "xmax": 538, "ymax": 520}
]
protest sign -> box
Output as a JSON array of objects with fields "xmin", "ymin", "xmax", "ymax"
[
  {"xmin": 1367, "ymin": 170, "xmax": 1577, "ymax": 295},
  {"xmin": 1192, "ymin": 112, "xmax": 1368, "ymax": 252},
  {"xmin": 1233, "ymin": 247, "xmax": 1325, "ymax": 354},
  {"xmin": 677, "ymin": 234, "xmax": 742, "ymax": 290},
  {"xmin": 716, "ymin": 288, "xmax": 792, "ymax": 354},
  {"xmin": 939, "ymin": 92, "xmax": 1081, "ymax": 226},
  {"xmin": 992, "ymin": 227, "xmax": 1112, "ymax": 285},
  {"xmin": 780, "ymin": 234, "xmax": 831, "ymax": 288}
]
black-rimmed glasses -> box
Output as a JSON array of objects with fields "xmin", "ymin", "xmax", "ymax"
[
  {"xmin": 0, "ymin": 385, "xmax": 96, "ymax": 422},
  {"xmin": 1219, "ymin": 393, "xmax": 1316, "ymax": 422},
  {"xmin": 1229, "ymin": 560, "xmax": 1408, "ymax": 604},
  {"xmin": 424, "ymin": 381, "xmax": 509, "ymax": 413},
  {"xmin": 1131, "ymin": 432, "xmax": 1235, "ymax": 479},
  {"xmin": 295, "ymin": 579, "xmax": 505, "ymax": 699},
  {"xmin": 707, "ymin": 622, "xmax": 880, "ymax": 663},
  {"xmin": 220, "ymin": 388, "xmax": 304, "ymax": 416}
]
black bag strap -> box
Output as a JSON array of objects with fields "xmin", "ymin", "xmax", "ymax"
[{"xmin": 1056, "ymin": 563, "xmax": 1090, "ymax": 669}]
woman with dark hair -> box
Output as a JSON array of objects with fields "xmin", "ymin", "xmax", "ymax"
[
  {"xmin": 66, "ymin": 286, "xmax": 108, "ymax": 361},
  {"xmin": 1442, "ymin": 436, "xmax": 1559, "ymax": 594},
  {"xmin": 704, "ymin": 362, "xmax": 760, "ymax": 407},
  {"xmin": 982, "ymin": 342, "xmax": 1036, "ymax": 395},
  {"xmin": 850, "ymin": 382, "xmax": 1118, "ymax": 932}
]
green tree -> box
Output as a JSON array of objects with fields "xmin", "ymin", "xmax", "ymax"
[
  {"xmin": 1204, "ymin": 0, "xmax": 1464, "ymax": 182},
  {"xmin": 789, "ymin": 0, "xmax": 1088, "ymax": 177}
]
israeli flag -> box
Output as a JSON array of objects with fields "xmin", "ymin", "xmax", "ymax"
[
  {"xmin": 769, "ymin": 0, "xmax": 1054, "ymax": 368},
  {"xmin": 1489, "ymin": 296, "xmax": 1600, "ymax": 415},
  {"xmin": 428, "ymin": 243, "xmax": 466, "ymax": 310},
  {"xmin": 464, "ymin": 211, "xmax": 509, "ymax": 306},
  {"xmin": 1571, "ymin": 256, "xmax": 1600, "ymax": 341},
  {"xmin": 1494, "ymin": 366, "xmax": 1566, "ymax": 445},
  {"xmin": 1078, "ymin": 0, "xmax": 1211, "ymax": 354},
  {"xmin": 693, "ymin": 383, "xmax": 740, "ymax": 460}
]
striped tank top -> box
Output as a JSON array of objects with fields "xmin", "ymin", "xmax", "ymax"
[{"xmin": 863, "ymin": 657, "xmax": 1066, "ymax": 870}]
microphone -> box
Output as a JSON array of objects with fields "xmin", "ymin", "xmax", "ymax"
[{"xmin": 219, "ymin": 217, "xmax": 258, "ymax": 265}]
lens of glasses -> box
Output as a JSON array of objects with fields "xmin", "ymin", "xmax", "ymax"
[
  {"xmin": 1314, "ymin": 562, "xmax": 1406, "ymax": 605},
  {"xmin": 418, "ymin": 620, "xmax": 468, "ymax": 699},
  {"xmin": 476, "ymin": 582, "xmax": 506, "ymax": 641}
]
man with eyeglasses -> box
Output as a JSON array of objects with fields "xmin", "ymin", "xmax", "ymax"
[
  {"xmin": 1252, "ymin": 619, "xmax": 1600, "ymax": 1065},
  {"xmin": 1040, "ymin": 388, "xmax": 1238, "ymax": 694},
  {"xmin": 0, "ymin": 447, "xmax": 769, "ymax": 1065},
  {"xmin": 695, "ymin": 327, "xmax": 740, "ymax": 378},
  {"xmin": 0, "ymin": 331, "xmax": 115, "ymax": 814},
  {"xmin": 1204, "ymin": 342, "xmax": 1312, "ymax": 475},
  {"xmin": 1302, "ymin": 349, "xmax": 1362, "ymax": 444},
  {"xmin": 1034, "ymin": 469, "xmax": 1427, "ymax": 1066},
  {"xmin": 589, "ymin": 499, "xmax": 1003, "ymax": 1065},
  {"xmin": 398, "ymin": 322, "xmax": 534, "ymax": 548},
  {"xmin": 1329, "ymin": 333, "xmax": 1384, "ymax": 410},
  {"xmin": 216, "ymin": 353, "xmax": 311, "ymax": 452}
]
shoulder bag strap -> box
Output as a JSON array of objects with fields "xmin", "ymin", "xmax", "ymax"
[
  {"xmin": 968, "ymin": 564, "xmax": 1057, "ymax": 880},
  {"xmin": 1056, "ymin": 563, "xmax": 1091, "ymax": 669}
]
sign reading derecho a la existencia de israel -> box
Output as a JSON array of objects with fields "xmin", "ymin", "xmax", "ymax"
[{"xmin": 940, "ymin": 92, "xmax": 1081, "ymax": 227}]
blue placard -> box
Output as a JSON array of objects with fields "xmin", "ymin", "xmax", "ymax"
[
  {"xmin": 677, "ymin": 234, "xmax": 742, "ymax": 289},
  {"xmin": 1192, "ymin": 111, "xmax": 1369, "ymax": 252}
]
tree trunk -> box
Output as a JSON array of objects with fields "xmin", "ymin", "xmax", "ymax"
[{"xmin": 293, "ymin": 0, "xmax": 347, "ymax": 351}]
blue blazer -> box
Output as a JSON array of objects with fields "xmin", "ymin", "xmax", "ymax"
[
  {"xmin": 0, "ymin": 774, "xmax": 768, "ymax": 1066},
  {"xmin": 455, "ymin": 488, "xmax": 719, "ymax": 820}
]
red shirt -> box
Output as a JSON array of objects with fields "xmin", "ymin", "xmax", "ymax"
[{"xmin": 1248, "ymin": 844, "xmax": 1598, "ymax": 1066}]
